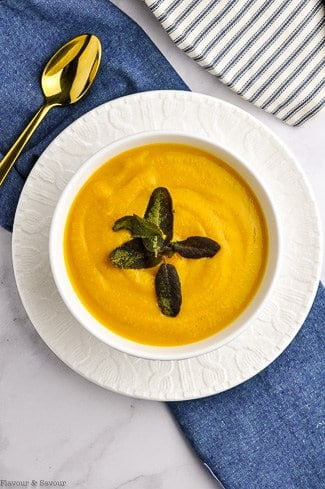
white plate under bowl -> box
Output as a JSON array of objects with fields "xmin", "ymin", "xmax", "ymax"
[{"xmin": 12, "ymin": 91, "xmax": 322, "ymax": 400}]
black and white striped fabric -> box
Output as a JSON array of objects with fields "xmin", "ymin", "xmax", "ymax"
[{"xmin": 144, "ymin": 0, "xmax": 325, "ymax": 125}]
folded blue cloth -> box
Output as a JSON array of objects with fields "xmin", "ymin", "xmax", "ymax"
[
  {"xmin": 0, "ymin": 0, "xmax": 187, "ymax": 231},
  {"xmin": 170, "ymin": 283, "xmax": 325, "ymax": 489},
  {"xmin": 0, "ymin": 2, "xmax": 323, "ymax": 489}
]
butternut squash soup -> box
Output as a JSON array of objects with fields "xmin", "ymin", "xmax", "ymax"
[{"xmin": 64, "ymin": 143, "xmax": 268, "ymax": 346}]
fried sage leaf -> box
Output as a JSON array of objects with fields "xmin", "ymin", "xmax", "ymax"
[
  {"xmin": 113, "ymin": 214, "xmax": 164, "ymax": 256},
  {"xmin": 142, "ymin": 236, "xmax": 164, "ymax": 256},
  {"xmin": 144, "ymin": 187, "xmax": 173, "ymax": 243},
  {"xmin": 160, "ymin": 244, "xmax": 175, "ymax": 258},
  {"xmin": 113, "ymin": 215, "xmax": 135, "ymax": 232},
  {"xmin": 172, "ymin": 236, "xmax": 220, "ymax": 258},
  {"xmin": 109, "ymin": 238, "xmax": 161, "ymax": 269},
  {"xmin": 155, "ymin": 263, "xmax": 182, "ymax": 317},
  {"xmin": 113, "ymin": 214, "xmax": 163, "ymax": 239}
]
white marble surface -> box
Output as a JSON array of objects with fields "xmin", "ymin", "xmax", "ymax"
[{"xmin": 0, "ymin": 1, "xmax": 324, "ymax": 487}]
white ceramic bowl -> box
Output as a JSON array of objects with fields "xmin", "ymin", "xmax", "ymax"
[{"xmin": 49, "ymin": 131, "xmax": 281, "ymax": 360}]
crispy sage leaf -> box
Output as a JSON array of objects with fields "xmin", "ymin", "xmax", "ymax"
[
  {"xmin": 113, "ymin": 215, "xmax": 135, "ymax": 232},
  {"xmin": 109, "ymin": 238, "xmax": 161, "ymax": 269},
  {"xmin": 161, "ymin": 244, "xmax": 175, "ymax": 258},
  {"xmin": 172, "ymin": 236, "xmax": 220, "ymax": 258},
  {"xmin": 113, "ymin": 214, "xmax": 164, "ymax": 256},
  {"xmin": 142, "ymin": 236, "xmax": 164, "ymax": 256},
  {"xmin": 155, "ymin": 263, "xmax": 182, "ymax": 317},
  {"xmin": 144, "ymin": 187, "xmax": 173, "ymax": 243},
  {"xmin": 113, "ymin": 214, "xmax": 163, "ymax": 239}
]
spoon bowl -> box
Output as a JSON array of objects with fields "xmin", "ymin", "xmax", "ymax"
[{"xmin": 42, "ymin": 34, "xmax": 101, "ymax": 106}]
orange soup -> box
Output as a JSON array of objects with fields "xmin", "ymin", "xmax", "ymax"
[{"xmin": 64, "ymin": 143, "xmax": 268, "ymax": 346}]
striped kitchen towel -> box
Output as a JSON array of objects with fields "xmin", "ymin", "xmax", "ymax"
[{"xmin": 144, "ymin": 0, "xmax": 325, "ymax": 125}]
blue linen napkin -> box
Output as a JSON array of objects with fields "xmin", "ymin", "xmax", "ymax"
[
  {"xmin": 170, "ymin": 283, "xmax": 325, "ymax": 489},
  {"xmin": 0, "ymin": 2, "xmax": 323, "ymax": 489},
  {"xmin": 0, "ymin": 0, "xmax": 187, "ymax": 231}
]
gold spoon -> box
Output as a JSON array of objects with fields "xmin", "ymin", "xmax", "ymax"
[{"xmin": 0, "ymin": 34, "xmax": 101, "ymax": 186}]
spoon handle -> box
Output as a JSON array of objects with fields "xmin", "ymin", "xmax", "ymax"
[{"xmin": 0, "ymin": 103, "xmax": 52, "ymax": 186}]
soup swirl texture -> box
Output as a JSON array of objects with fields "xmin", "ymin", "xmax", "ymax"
[{"xmin": 64, "ymin": 143, "xmax": 268, "ymax": 346}]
